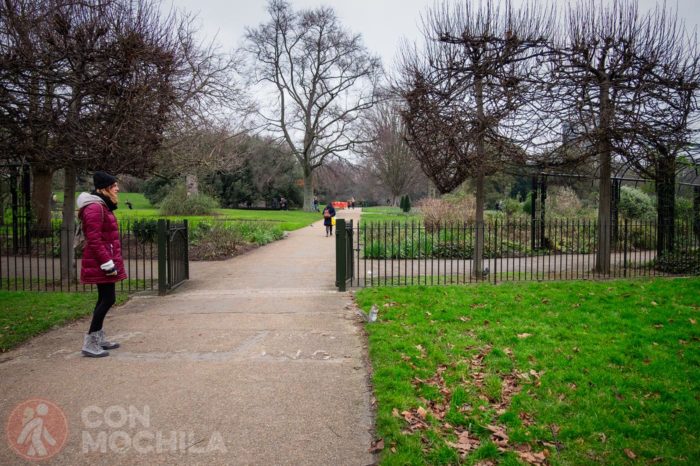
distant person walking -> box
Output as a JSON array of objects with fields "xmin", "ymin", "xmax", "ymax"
[
  {"xmin": 76, "ymin": 171, "xmax": 127, "ymax": 358},
  {"xmin": 322, "ymin": 203, "xmax": 336, "ymax": 237}
]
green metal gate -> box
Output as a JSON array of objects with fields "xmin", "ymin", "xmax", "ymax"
[{"xmin": 157, "ymin": 219, "xmax": 189, "ymax": 295}]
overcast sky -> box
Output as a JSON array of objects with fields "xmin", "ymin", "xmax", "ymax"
[{"xmin": 161, "ymin": 0, "xmax": 700, "ymax": 71}]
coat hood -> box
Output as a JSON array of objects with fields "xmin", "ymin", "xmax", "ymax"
[{"xmin": 76, "ymin": 192, "xmax": 105, "ymax": 210}]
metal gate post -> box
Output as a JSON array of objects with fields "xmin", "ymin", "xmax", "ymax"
[
  {"xmin": 336, "ymin": 218, "xmax": 347, "ymax": 291},
  {"xmin": 157, "ymin": 219, "xmax": 167, "ymax": 295}
]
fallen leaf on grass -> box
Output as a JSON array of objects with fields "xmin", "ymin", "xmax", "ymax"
[
  {"xmin": 369, "ymin": 439, "xmax": 384, "ymax": 453},
  {"xmin": 650, "ymin": 301, "xmax": 658, "ymax": 306},
  {"xmin": 518, "ymin": 333, "xmax": 533, "ymax": 339},
  {"xmin": 486, "ymin": 424, "xmax": 509, "ymax": 447},
  {"xmin": 445, "ymin": 431, "xmax": 480, "ymax": 456},
  {"xmin": 690, "ymin": 319, "xmax": 697, "ymax": 325},
  {"xmin": 624, "ymin": 448, "xmax": 637, "ymax": 459},
  {"xmin": 653, "ymin": 324, "xmax": 664, "ymax": 329},
  {"xmin": 392, "ymin": 408, "xmax": 400, "ymax": 418},
  {"xmin": 519, "ymin": 412, "xmax": 535, "ymax": 426},
  {"xmin": 516, "ymin": 450, "xmax": 549, "ymax": 465},
  {"xmin": 401, "ymin": 410, "xmax": 428, "ymax": 431},
  {"xmin": 459, "ymin": 316, "xmax": 472, "ymax": 322},
  {"xmin": 416, "ymin": 406, "xmax": 427, "ymax": 419}
]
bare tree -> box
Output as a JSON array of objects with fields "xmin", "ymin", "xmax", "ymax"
[
  {"xmin": 1, "ymin": 0, "xmax": 243, "ymax": 232},
  {"xmin": 1, "ymin": 0, "xmax": 244, "ymax": 280},
  {"xmin": 551, "ymin": 0, "xmax": 700, "ymax": 270},
  {"xmin": 358, "ymin": 102, "xmax": 424, "ymax": 205},
  {"xmin": 616, "ymin": 5, "xmax": 700, "ymax": 255},
  {"xmin": 244, "ymin": 0, "xmax": 383, "ymax": 211},
  {"xmin": 396, "ymin": 0, "xmax": 553, "ymax": 277}
]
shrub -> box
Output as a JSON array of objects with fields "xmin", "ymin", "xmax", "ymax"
[
  {"xmin": 401, "ymin": 195, "xmax": 411, "ymax": 213},
  {"xmin": 143, "ymin": 177, "xmax": 173, "ymax": 206},
  {"xmin": 675, "ymin": 196, "xmax": 693, "ymax": 219},
  {"xmin": 502, "ymin": 198, "xmax": 522, "ymax": 217},
  {"xmin": 619, "ymin": 186, "xmax": 656, "ymax": 221},
  {"xmin": 418, "ymin": 197, "xmax": 475, "ymax": 232},
  {"xmin": 159, "ymin": 185, "xmax": 219, "ymax": 216},
  {"xmin": 127, "ymin": 219, "xmax": 158, "ymax": 243},
  {"xmin": 189, "ymin": 223, "xmax": 245, "ymax": 261},
  {"xmin": 548, "ymin": 186, "xmax": 583, "ymax": 218},
  {"xmin": 522, "ymin": 192, "xmax": 533, "ymax": 215},
  {"xmin": 655, "ymin": 250, "xmax": 700, "ymax": 275}
]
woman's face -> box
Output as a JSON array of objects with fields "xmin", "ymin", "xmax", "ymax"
[{"xmin": 106, "ymin": 183, "xmax": 119, "ymax": 197}]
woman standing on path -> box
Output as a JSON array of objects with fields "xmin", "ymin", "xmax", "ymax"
[
  {"xmin": 322, "ymin": 203, "xmax": 336, "ymax": 237},
  {"xmin": 77, "ymin": 171, "xmax": 127, "ymax": 357}
]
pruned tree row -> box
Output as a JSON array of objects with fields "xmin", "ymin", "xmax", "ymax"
[{"xmin": 394, "ymin": 0, "xmax": 700, "ymax": 274}]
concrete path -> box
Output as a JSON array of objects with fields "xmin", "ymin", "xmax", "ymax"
[{"xmin": 0, "ymin": 209, "xmax": 373, "ymax": 465}]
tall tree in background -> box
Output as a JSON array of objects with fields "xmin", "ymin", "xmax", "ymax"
[
  {"xmin": 244, "ymin": 0, "xmax": 382, "ymax": 211},
  {"xmin": 0, "ymin": 0, "xmax": 241, "ymax": 280},
  {"xmin": 359, "ymin": 102, "xmax": 424, "ymax": 205},
  {"xmin": 615, "ymin": 5, "xmax": 700, "ymax": 255},
  {"xmin": 396, "ymin": 0, "xmax": 553, "ymax": 278},
  {"xmin": 0, "ymin": 0, "xmax": 241, "ymax": 232},
  {"xmin": 548, "ymin": 0, "xmax": 699, "ymax": 271}
]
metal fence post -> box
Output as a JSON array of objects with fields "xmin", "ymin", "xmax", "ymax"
[
  {"xmin": 336, "ymin": 218, "xmax": 347, "ymax": 291},
  {"xmin": 183, "ymin": 219, "xmax": 190, "ymax": 280},
  {"xmin": 623, "ymin": 218, "xmax": 628, "ymax": 277},
  {"xmin": 157, "ymin": 219, "xmax": 167, "ymax": 295}
]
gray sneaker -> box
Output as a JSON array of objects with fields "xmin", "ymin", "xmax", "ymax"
[
  {"xmin": 96, "ymin": 330, "xmax": 120, "ymax": 350},
  {"xmin": 82, "ymin": 332, "xmax": 109, "ymax": 358}
]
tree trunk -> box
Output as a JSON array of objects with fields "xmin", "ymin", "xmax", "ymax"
[
  {"xmin": 185, "ymin": 173, "xmax": 199, "ymax": 196},
  {"xmin": 474, "ymin": 172, "xmax": 485, "ymax": 280},
  {"xmin": 656, "ymin": 157, "xmax": 676, "ymax": 256},
  {"xmin": 61, "ymin": 167, "xmax": 77, "ymax": 283},
  {"xmin": 693, "ymin": 186, "xmax": 700, "ymax": 239},
  {"xmin": 595, "ymin": 81, "xmax": 612, "ymax": 274},
  {"xmin": 303, "ymin": 169, "xmax": 314, "ymax": 211},
  {"xmin": 31, "ymin": 165, "xmax": 54, "ymax": 235},
  {"xmin": 473, "ymin": 74, "xmax": 486, "ymax": 280}
]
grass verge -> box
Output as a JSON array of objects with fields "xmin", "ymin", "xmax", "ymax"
[
  {"xmin": 0, "ymin": 291, "xmax": 129, "ymax": 352},
  {"xmin": 355, "ymin": 278, "xmax": 700, "ymax": 465}
]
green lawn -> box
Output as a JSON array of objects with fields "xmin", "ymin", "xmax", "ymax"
[
  {"xmin": 54, "ymin": 191, "xmax": 320, "ymax": 231},
  {"xmin": 362, "ymin": 206, "xmax": 423, "ymax": 224},
  {"xmin": 355, "ymin": 278, "xmax": 700, "ymax": 465},
  {"xmin": 0, "ymin": 291, "xmax": 129, "ymax": 351}
]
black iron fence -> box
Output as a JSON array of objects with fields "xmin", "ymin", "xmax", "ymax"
[
  {"xmin": 157, "ymin": 219, "xmax": 189, "ymax": 295},
  {"xmin": 335, "ymin": 219, "xmax": 354, "ymax": 291},
  {"xmin": 336, "ymin": 218, "xmax": 700, "ymax": 289},
  {"xmin": 0, "ymin": 219, "xmax": 188, "ymax": 294}
]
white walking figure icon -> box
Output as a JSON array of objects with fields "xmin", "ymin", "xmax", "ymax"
[{"xmin": 16, "ymin": 403, "xmax": 56, "ymax": 457}]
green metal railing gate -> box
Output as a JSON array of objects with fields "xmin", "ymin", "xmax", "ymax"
[
  {"xmin": 157, "ymin": 219, "xmax": 189, "ymax": 295},
  {"xmin": 335, "ymin": 218, "xmax": 354, "ymax": 291}
]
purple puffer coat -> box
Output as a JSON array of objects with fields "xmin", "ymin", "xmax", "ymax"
[{"xmin": 77, "ymin": 193, "xmax": 127, "ymax": 284}]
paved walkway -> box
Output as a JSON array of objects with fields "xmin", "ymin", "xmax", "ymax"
[{"xmin": 0, "ymin": 209, "xmax": 373, "ymax": 465}]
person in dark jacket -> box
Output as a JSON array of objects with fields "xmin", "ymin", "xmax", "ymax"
[
  {"xmin": 77, "ymin": 171, "xmax": 127, "ymax": 357},
  {"xmin": 322, "ymin": 203, "xmax": 336, "ymax": 236}
]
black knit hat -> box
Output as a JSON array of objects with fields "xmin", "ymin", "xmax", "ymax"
[{"xmin": 93, "ymin": 171, "xmax": 117, "ymax": 190}]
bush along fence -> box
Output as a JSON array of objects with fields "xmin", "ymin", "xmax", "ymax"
[
  {"xmin": 0, "ymin": 219, "xmax": 189, "ymax": 294},
  {"xmin": 336, "ymin": 217, "xmax": 700, "ymax": 289}
]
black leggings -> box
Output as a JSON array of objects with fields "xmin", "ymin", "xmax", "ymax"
[
  {"xmin": 326, "ymin": 224, "xmax": 333, "ymax": 235},
  {"xmin": 88, "ymin": 283, "xmax": 116, "ymax": 333}
]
